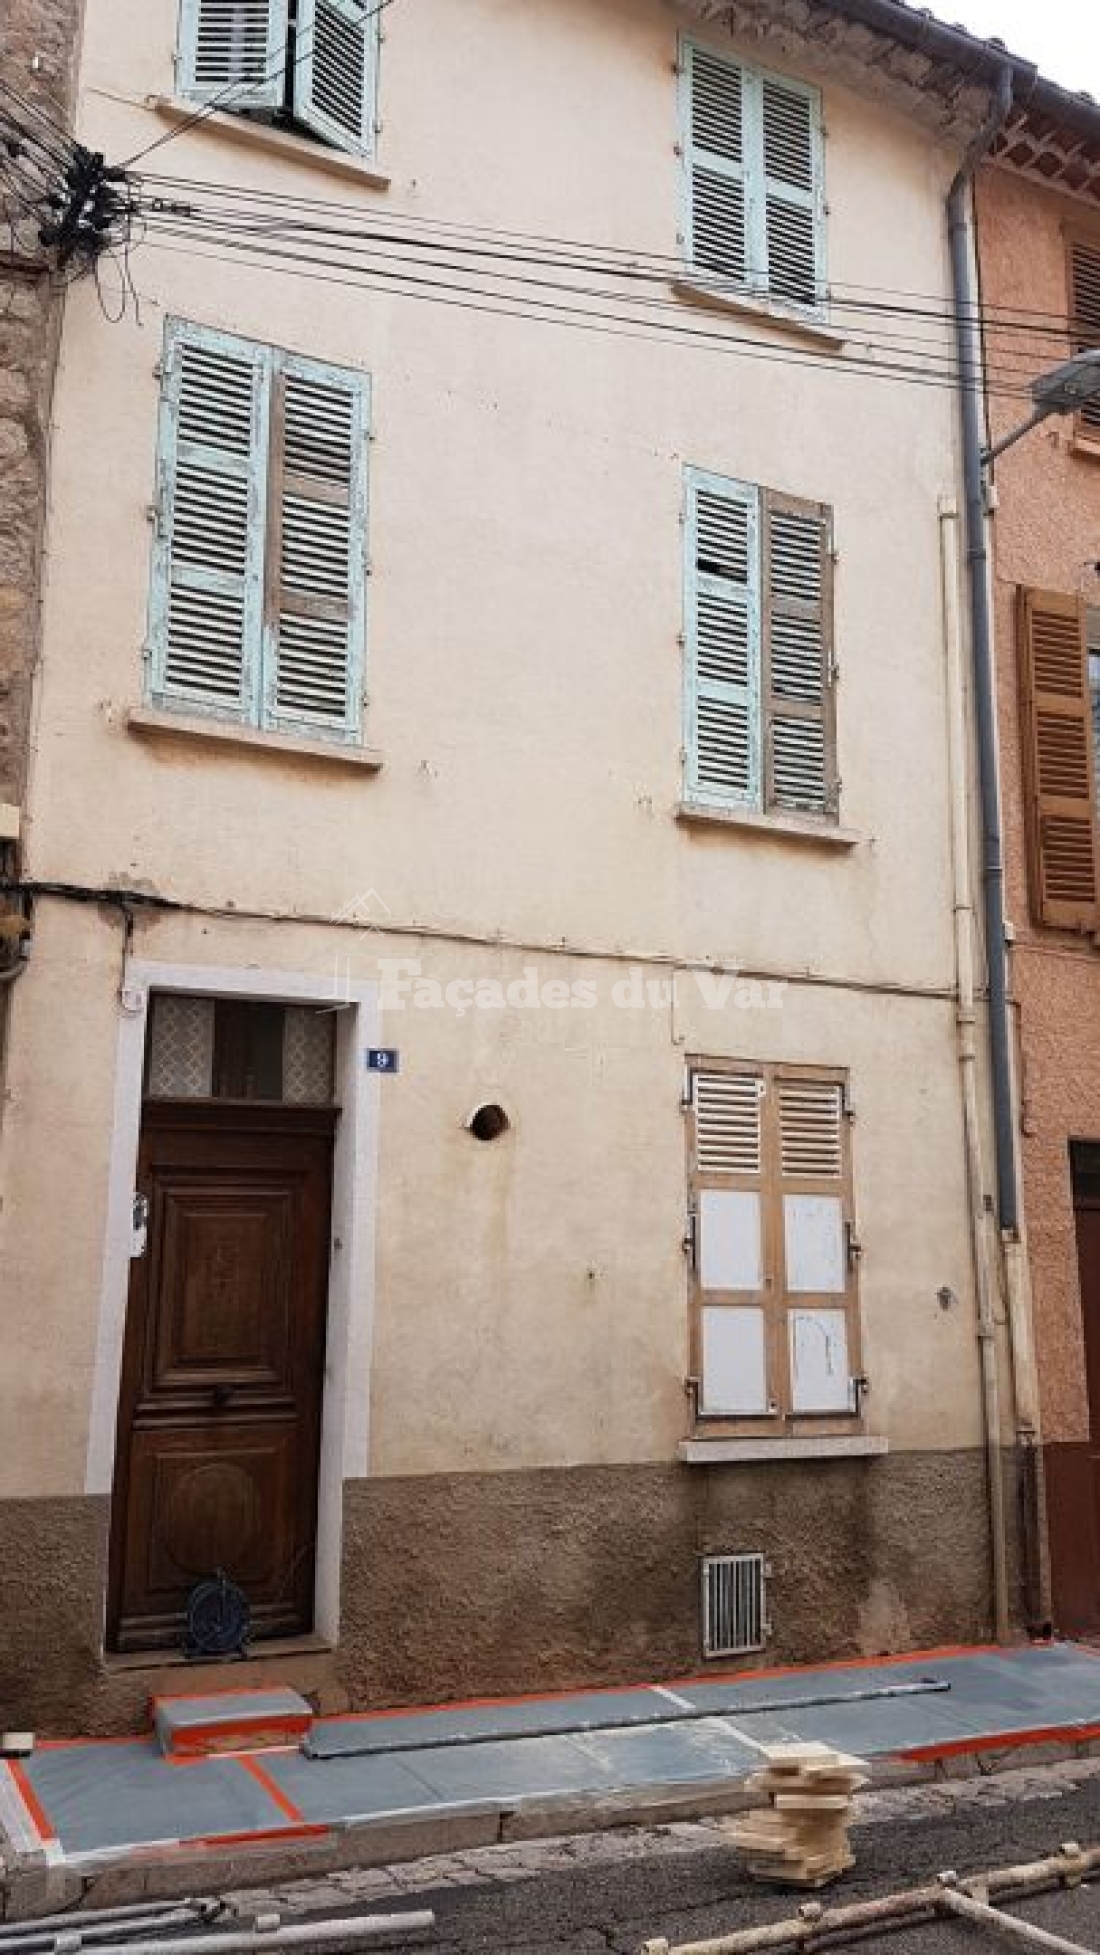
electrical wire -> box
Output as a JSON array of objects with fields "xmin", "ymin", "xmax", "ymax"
[
  {"xmin": 135, "ymin": 196, "xmax": 1064, "ymax": 385},
  {"xmin": 137, "ymin": 224, "xmax": 1040, "ymax": 402}
]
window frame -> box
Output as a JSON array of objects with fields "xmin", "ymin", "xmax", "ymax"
[
  {"xmin": 678, "ymin": 36, "xmax": 827, "ymax": 320},
  {"xmin": 147, "ymin": 316, "xmax": 370, "ymax": 749},
  {"xmin": 682, "ymin": 466, "xmax": 838, "ymax": 824},
  {"xmin": 176, "ymin": 0, "xmax": 381, "ymax": 162},
  {"xmin": 685, "ymin": 1055, "xmax": 863, "ymax": 1437}
]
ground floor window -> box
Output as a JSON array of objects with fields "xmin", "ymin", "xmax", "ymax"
[{"xmin": 687, "ymin": 1058, "xmax": 861, "ymax": 1424}]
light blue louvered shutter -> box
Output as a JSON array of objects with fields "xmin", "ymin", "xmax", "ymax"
[
  {"xmin": 264, "ymin": 352, "xmax": 369, "ymax": 741},
  {"xmin": 762, "ymin": 493, "xmax": 836, "ymax": 816},
  {"xmin": 293, "ymin": 0, "xmax": 377, "ymax": 156},
  {"xmin": 685, "ymin": 471, "xmax": 761, "ymax": 808},
  {"xmin": 684, "ymin": 44, "xmax": 749, "ymax": 285},
  {"xmin": 760, "ymin": 75, "xmax": 824, "ymax": 309},
  {"xmin": 177, "ymin": 0, "xmax": 288, "ymax": 107},
  {"xmin": 148, "ymin": 320, "xmax": 270, "ymax": 723}
]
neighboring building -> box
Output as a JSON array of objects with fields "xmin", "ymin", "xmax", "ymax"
[
  {"xmin": 0, "ymin": 0, "xmax": 83, "ymax": 1058},
  {"xmin": 0, "ymin": 0, "xmax": 1043, "ymax": 1734},
  {"xmin": 977, "ymin": 97, "xmax": 1100, "ymax": 1637}
]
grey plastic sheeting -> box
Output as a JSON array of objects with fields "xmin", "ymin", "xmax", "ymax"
[
  {"xmin": 19, "ymin": 1742, "xmax": 295, "ymax": 1856},
  {"xmin": 15, "ymin": 1645, "xmax": 1100, "ymax": 1862}
]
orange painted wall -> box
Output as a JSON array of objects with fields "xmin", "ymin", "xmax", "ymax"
[{"xmin": 976, "ymin": 165, "xmax": 1100, "ymax": 1450}]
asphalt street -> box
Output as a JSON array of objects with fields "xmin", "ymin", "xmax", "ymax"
[{"xmin": 240, "ymin": 1760, "xmax": 1100, "ymax": 1955}]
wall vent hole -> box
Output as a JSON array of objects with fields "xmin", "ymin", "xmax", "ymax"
[{"xmin": 469, "ymin": 1103, "xmax": 510, "ymax": 1143}]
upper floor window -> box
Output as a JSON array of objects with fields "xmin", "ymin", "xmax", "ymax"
[
  {"xmin": 1017, "ymin": 587, "xmax": 1099, "ymax": 928},
  {"xmin": 147, "ymin": 318, "xmax": 370, "ymax": 745},
  {"xmin": 1069, "ymin": 238, "xmax": 1100, "ymax": 445},
  {"xmin": 681, "ymin": 41, "xmax": 825, "ymax": 313},
  {"xmin": 683, "ymin": 467, "xmax": 838, "ymax": 821},
  {"xmin": 178, "ymin": 0, "xmax": 379, "ymax": 159}
]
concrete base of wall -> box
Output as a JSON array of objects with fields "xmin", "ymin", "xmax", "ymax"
[{"xmin": 0, "ymin": 1450, "xmax": 1018, "ymax": 1736}]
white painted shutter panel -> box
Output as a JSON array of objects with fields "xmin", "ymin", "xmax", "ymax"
[
  {"xmin": 686, "ymin": 45, "xmax": 748, "ymax": 283},
  {"xmin": 760, "ymin": 76, "xmax": 822, "ymax": 308},
  {"xmin": 266, "ymin": 354, "xmax": 368, "ymax": 738},
  {"xmin": 293, "ymin": 0, "xmax": 376, "ymax": 155},
  {"xmin": 763, "ymin": 493, "xmax": 836, "ymax": 816},
  {"xmin": 150, "ymin": 322, "xmax": 268, "ymax": 720},
  {"xmin": 693, "ymin": 1070, "xmax": 769, "ymax": 1417},
  {"xmin": 686, "ymin": 473, "xmax": 760, "ymax": 805},
  {"xmin": 777, "ymin": 1078, "xmax": 852, "ymax": 1413},
  {"xmin": 178, "ymin": 0, "xmax": 288, "ymax": 107}
]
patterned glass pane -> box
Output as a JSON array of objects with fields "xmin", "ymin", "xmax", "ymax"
[
  {"xmin": 283, "ymin": 1005, "xmax": 335, "ymax": 1103},
  {"xmin": 146, "ymin": 994, "xmax": 215, "ymax": 1098}
]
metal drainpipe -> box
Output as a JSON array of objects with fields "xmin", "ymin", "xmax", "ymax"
[
  {"xmin": 947, "ymin": 66, "xmax": 1016, "ymax": 1237},
  {"xmin": 946, "ymin": 67, "xmax": 1021, "ymax": 1644}
]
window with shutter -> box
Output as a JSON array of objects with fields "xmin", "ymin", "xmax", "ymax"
[
  {"xmin": 177, "ymin": 0, "xmax": 378, "ymax": 158},
  {"xmin": 1069, "ymin": 239, "xmax": 1100, "ymax": 442},
  {"xmin": 688, "ymin": 1061, "xmax": 860, "ymax": 1427},
  {"xmin": 684, "ymin": 470, "xmax": 837, "ymax": 821},
  {"xmin": 1089, "ymin": 610, "xmax": 1100, "ymax": 817},
  {"xmin": 1017, "ymin": 587, "xmax": 1099, "ymax": 928},
  {"xmin": 682, "ymin": 41, "xmax": 825, "ymax": 314},
  {"xmin": 149, "ymin": 318, "xmax": 369, "ymax": 744}
]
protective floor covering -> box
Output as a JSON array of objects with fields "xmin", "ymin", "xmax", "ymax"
[{"xmin": 8, "ymin": 1643, "xmax": 1100, "ymax": 1867}]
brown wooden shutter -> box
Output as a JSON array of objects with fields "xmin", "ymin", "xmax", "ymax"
[
  {"xmin": 1069, "ymin": 240, "xmax": 1100, "ymax": 440},
  {"xmin": 761, "ymin": 490, "xmax": 837, "ymax": 819},
  {"xmin": 1017, "ymin": 587, "xmax": 1099, "ymax": 929}
]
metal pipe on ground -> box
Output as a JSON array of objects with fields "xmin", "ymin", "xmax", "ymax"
[
  {"xmin": 939, "ymin": 1887, "xmax": 1095, "ymax": 1955},
  {"xmin": 71, "ymin": 1918, "xmax": 435, "ymax": 1955},
  {"xmin": 2, "ymin": 1913, "xmax": 203, "ymax": 1955},
  {"xmin": 0, "ymin": 1907, "xmax": 216, "ymax": 1942},
  {"xmin": 640, "ymin": 1843, "xmax": 1099, "ymax": 1955}
]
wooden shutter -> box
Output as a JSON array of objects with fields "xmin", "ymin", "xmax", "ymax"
[
  {"xmin": 691, "ymin": 1067, "xmax": 771, "ymax": 1418},
  {"xmin": 1018, "ymin": 587, "xmax": 1099, "ymax": 928},
  {"xmin": 265, "ymin": 353, "xmax": 369, "ymax": 739},
  {"xmin": 178, "ymin": 0, "xmax": 287, "ymax": 106},
  {"xmin": 1069, "ymin": 240, "xmax": 1100, "ymax": 440},
  {"xmin": 760, "ymin": 76, "xmax": 823, "ymax": 309},
  {"xmin": 762, "ymin": 491, "xmax": 836, "ymax": 817},
  {"xmin": 685, "ymin": 471, "xmax": 761, "ymax": 806},
  {"xmin": 776, "ymin": 1075, "xmax": 855, "ymax": 1417},
  {"xmin": 293, "ymin": 0, "xmax": 376, "ymax": 155},
  {"xmin": 149, "ymin": 321, "xmax": 269, "ymax": 720},
  {"xmin": 685, "ymin": 44, "xmax": 749, "ymax": 283}
]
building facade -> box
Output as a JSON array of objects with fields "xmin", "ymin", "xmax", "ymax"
[
  {"xmin": 0, "ymin": 0, "xmax": 1035, "ymax": 1734},
  {"xmin": 977, "ymin": 101, "xmax": 1100, "ymax": 1637}
]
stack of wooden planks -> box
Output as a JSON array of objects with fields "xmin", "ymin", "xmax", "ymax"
[{"xmin": 728, "ymin": 1741, "xmax": 868, "ymax": 1888}]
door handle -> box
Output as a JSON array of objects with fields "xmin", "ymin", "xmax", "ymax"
[{"xmin": 212, "ymin": 1383, "xmax": 233, "ymax": 1409}]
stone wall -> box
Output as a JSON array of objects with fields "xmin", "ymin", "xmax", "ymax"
[{"xmin": 0, "ymin": 0, "xmax": 82, "ymax": 812}]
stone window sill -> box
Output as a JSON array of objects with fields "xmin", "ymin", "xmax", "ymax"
[
  {"xmin": 129, "ymin": 706, "xmax": 384, "ymax": 772},
  {"xmin": 679, "ymin": 1434, "xmax": 888, "ymax": 1464},
  {"xmin": 672, "ymin": 278, "xmax": 846, "ymax": 349},
  {"xmin": 677, "ymin": 801, "xmax": 863, "ymax": 847},
  {"xmin": 147, "ymin": 96, "xmax": 391, "ymax": 190}
]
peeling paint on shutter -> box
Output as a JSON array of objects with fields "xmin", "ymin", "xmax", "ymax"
[
  {"xmin": 763, "ymin": 491, "xmax": 836, "ymax": 817},
  {"xmin": 1018, "ymin": 587, "xmax": 1099, "ymax": 927},
  {"xmin": 149, "ymin": 321, "xmax": 269, "ymax": 721},
  {"xmin": 685, "ymin": 44, "xmax": 749, "ymax": 283},
  {"xmin": 178, "ymin": 0, "xmax": 287, "ymax": 106},
  {"xmin": 266, "ymin": 354, "xmax": 369, "ymax": 738},
  {"xmin": 685, "ymin": 470, "xmax": 760, "ymax": 806},
  {"xmin": 760, "ymin": 77, "xmax": 823, "ymax": 308},
  {"xmin": 694, "ymin": 1070, "xmax": 763, "ymax": 1174},
  {"xmin": 293, "ymin": 0, "xmax": 377, "ymax": 156},
  {"xmin": 1070, "ymin": 240, "xmax": 1100, "ymax": 439}
]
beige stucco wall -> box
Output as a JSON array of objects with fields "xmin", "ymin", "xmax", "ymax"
[{"xmin": 0, "ymin": 0, "xmax": 997, "ymax": 1507}]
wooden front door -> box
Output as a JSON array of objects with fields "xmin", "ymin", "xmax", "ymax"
[{"xmin": 108, "ymin": 1101, "xmax": 335, "ymax": 1651}]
